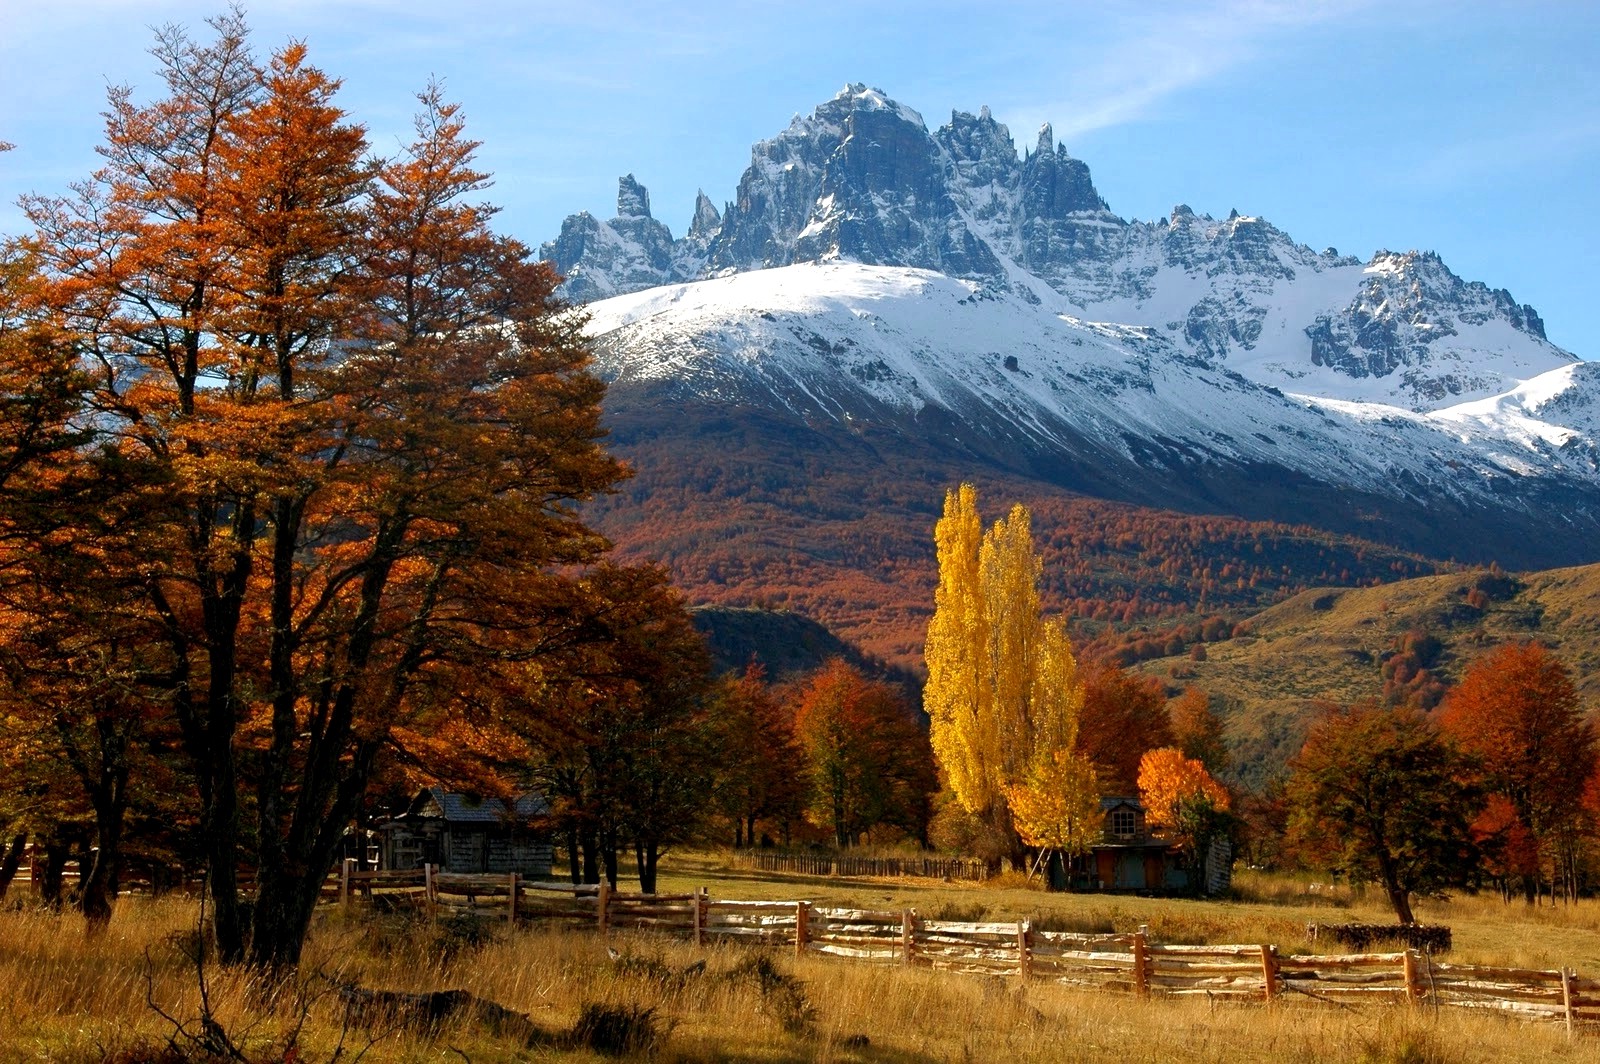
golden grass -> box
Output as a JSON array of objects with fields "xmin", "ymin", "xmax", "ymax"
[{"xmin": 8, "ymin": 867, "xmax": 1600, "ymax": 1062}]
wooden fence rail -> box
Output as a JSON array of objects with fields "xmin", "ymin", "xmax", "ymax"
[
  {"xmin": 16, "ymin": 856, "xmax": 1594, "ymax": 1030},
  {"xmin": 325, "ymin": 865, "xmax": 1598, "ymax": 1035},
  {"xmin": 744, "ymin": 852, "xmax": 989, "ymax": 882}
]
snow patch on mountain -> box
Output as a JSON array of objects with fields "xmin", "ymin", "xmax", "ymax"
[{"xmin": 585, "ymin": 262, "xmax": 1600, "ymax": 506}]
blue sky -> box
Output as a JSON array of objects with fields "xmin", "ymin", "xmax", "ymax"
[{"xmin": 2, "ymin": 1, "xmax": 1597, "ymax": 356}]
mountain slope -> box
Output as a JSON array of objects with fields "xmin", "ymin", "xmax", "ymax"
[
  {"xmin": 1142, "ymin": 562, "xmax": 1600, "ymax": 787},
  {"xmin": 587, "ymin": 262, "xmax": 1600, "ymax": 567}
]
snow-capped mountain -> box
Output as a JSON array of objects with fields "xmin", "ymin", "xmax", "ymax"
[{"xmin": 545, "ymin": 84, "xmax": 1600, "ymax": 568}]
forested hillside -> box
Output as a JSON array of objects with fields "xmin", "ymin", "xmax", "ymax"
[
  {"xmin": 1135, "ymin": 562, "xmax": 1600, "ymax": 786},
  {"xmin": 591, "ymin": 401, "xmax": 1448, "ymax": 671}
]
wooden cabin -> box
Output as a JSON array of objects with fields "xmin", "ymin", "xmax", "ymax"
[
  {"xmin": 378, "ymin": 787, "xmax": 553, "ymax": 877},
  {"xmin": 1087, "ymin": 797, "xmax": 1189, "ymax": 893}
]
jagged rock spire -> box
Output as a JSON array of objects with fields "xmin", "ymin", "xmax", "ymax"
[{"xmin": 618, "ymin": 174, "xmax": 651, "ymax": 219}]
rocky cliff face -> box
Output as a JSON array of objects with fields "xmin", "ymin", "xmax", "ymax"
[{"xmin": 542, "ymin": 84, "xmax": 1576, "ymax": 414}]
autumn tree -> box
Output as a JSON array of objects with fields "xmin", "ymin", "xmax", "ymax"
[
  {"xmin": 795, "ymin": 659, "xmax": 935, "ymax": 847},
  {"xmin": 1288, "ymin": 702, "xmax": 1480, "ymax": 924},
  {"xmin": 1439, "ymin": 641, "xmax": 1594, "ymax": 902},
  {"xmin": 1077, "ymin": 661, "xmax": 1172, "ymax": 793},
  {"xmin": 524, "ymin": 564, "xmax": 717, "ymax": 893},
  {"xmin": 711, "ymin": 663, "xmax": 806, "ymax": 848},
  {"xmin": 1137, "ymin": 746, "xmax": 1232, "ymax": 890},
  {"xmin": 1168, "ymin": 687, "xmax": 1228, "ymax": 776},
  {"xmin": 924, "ymin": 485, "xmax": 1084, "ymax": 867},
  {"xmin": 14, "ymin": 15, "xmax": 626, "ymax": 968},
  {"xmin": 0, "ymin": 203, "xmax": 183, "ymax": 929},
  {"xmin": 1005, "ymin": 750, "xmax": 1102, "ymax": 868},
  {"xmin": 1381, "ymin": 629, "xmax": 1447, "ymax": 709}
]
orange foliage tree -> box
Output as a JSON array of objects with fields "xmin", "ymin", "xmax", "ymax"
[
  {"xmin": 9, "ymin": 15, "xmax": 626, "ymax": 967},
  {"xmin": 1439, "ymin": 641, "xmax": 1595, "ymax": 902},
  {"xmin": 1078, "ymin": 662, "xmax": 1172, "ymax": 792},
  {"xmin": 711, "ymin": 663, "xmax": 806, "ymax": 849},
  {"xmin": 1137, "ymin": 746, "xmax": 1232, "ymax": 893},
  {"xmin": 1169, "ymin": 687, "xmax": 1228, "ymax": 776},
  {"xmin": 794, "ymin": 660, "xmax": 935, "ymax": 848},
  {"xmin": 1287, "ymin": 702, "xmax": 1479, "ymax": 924},
  {"xmin": 522, "ymin": 565, "xmax": 716, "ymax": 894},
  {"xmin": 1137, "ymin": 747, "xmax": 1230, "ymax": 831}
]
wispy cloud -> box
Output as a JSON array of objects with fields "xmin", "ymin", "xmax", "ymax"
[{"xmin": 1012, "ymin": 0, "xmax": 1376, "ymax": 143}]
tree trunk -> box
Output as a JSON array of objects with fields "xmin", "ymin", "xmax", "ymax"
[
  {"xmin": 634, "ymin": 841, "xmax": 651, "ymax": 894},
  {"xmin": 1385, "ymin": 884, "xmax": 1415, "ymax": 925},
  {"xmin": 600, "ymin": 830, "xmax": 619, "ymax": 890},
  {"xmin": 247, "ymin": 733, "xmax": 383, "ymax": 973},
  {"xmin": 0, "ymin": 833, "xmax": 25, "ymax": 902},
  {"xmin": 566, "ymin": 827, "xmax": 581, "ymax": 885},
  {"xmin": 248, "ymin": 865, "xmax": 328, "ymax": 973},
  {"xmin": 579, "ymin": 829, "xmax": 599, "ymax": 885},
  {"xmin": 79, "ymin": 792, "xmax": 127, "ymax": 930},
  {"xmin": 38, "ymin": 840, "xmax": 70, "ymax": 910},
  {"xmin": 204, "ymin": 760, "xmax": 247, "ymax": 961}
]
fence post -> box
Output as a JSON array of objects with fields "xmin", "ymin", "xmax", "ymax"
[
  {"xmin": 597, "ymin": 880, "xmax": 611, "ymax": 939},
  {"xmin": 1562, "ymin": 967, "xmax": 1576, "ymax": 1040},
  {"xmin": 1402, "ymin": 949, "xmax": 1421, "ymax": 1005},
  {"xmin": 902, "ymin": 910, "xmax": 916, "ymax": 968},
  {"xmin": 424, "ymin": 863, "xmax": 436, "ymax": 919},
  {"xmin": 694, "ymin": 886, "xmax": 706, "ymax": 947},
  {"xmin": 1017, "ymin": 920, "xmax": 1032, "ymax": 981},
  {"xmin": 1133, "ymin": 925, "xmax": 1150, "ymax": 999},
  {"xmin": 340, "ymin": 858, "xmax": 354, "ymax": 908},
  {"xmin": 507, "ymin": 873, "xmax": 519, "ymax": 926},
  {"xmin": 795, "ymin": 901, "xmax": 810, "ymax": 958},
  {"xmin": 1260, "ymin": 944, "xmax": 1278, "ymax": 1002}
]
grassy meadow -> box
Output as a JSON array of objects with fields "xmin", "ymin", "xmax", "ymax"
[{"xmin": 7, "ymin": 855, "xmax": 1600, "ymax": 1062}]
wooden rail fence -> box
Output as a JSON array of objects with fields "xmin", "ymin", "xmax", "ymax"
[
  {"xmin": 743, "ymin": 851, "xmax": 989, "ymax": 882},
  {"xmin": 330, "ymin": 861, "xmax": 1600, "ymax": 1034}
]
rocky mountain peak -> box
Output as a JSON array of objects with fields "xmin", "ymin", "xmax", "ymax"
[
  {"xmin": 540, "ymin": 87, "xmax": 1570, "ymax": 412},
  {"xmin": 689, "ymin": 190, "xmax": 721, "ymax": 241},
  {"xmin": 617, "ymin": 174, "xmax": 652, "ymax": 218}
]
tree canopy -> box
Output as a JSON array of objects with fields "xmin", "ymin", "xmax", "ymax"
[
  {"xmin": 924, "ymin": 484, "xmax": 1086, "ymax": 867},
  {"xmin": 0, "ymin": 13, "xmax": 629, "ymax": 967},
  {"xmin": 1288, "ymin": 702, "xmax": 1480, "ymax": 924}
]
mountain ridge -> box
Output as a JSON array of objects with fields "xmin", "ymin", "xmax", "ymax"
[{"xmin": 543, "ymin": 83, "xmax": 1575, "ymax": 415}]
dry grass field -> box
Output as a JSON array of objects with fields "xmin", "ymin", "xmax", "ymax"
[{"xmin": 7, "ymin": 857, "xmax": 1600, "ymax": 1062}]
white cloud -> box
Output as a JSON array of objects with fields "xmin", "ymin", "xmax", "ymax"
[{"xmin": 1009, "ymin": 0, "xmax": 1376, "ymax": 145}]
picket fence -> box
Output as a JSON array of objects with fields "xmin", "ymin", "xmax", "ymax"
[{"xmin": 333, "ymin": 861, "xmax": 1600, "ymax": 1034}]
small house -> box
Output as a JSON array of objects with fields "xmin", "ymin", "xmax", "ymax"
[
  {"xmin": 1085, "ymin": 796, "xmax": 1188, "ymax": 893},
  {"xmin": 378, "ymin": 787, "xmax": 553, "ymax": 877}
]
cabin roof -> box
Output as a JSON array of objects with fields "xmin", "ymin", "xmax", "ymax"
[{"xmin": 405, "ymin": 786, "xmax": 549, "ymax": 823}]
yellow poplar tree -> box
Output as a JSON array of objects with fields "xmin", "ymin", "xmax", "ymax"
[
  {"xmin": 925, "ymin": 485, "xmax": 1086, "ymax": 865},
  {"xmin": 1006, "ymin": 750, "xmax": 1103, "ymax": 855}
]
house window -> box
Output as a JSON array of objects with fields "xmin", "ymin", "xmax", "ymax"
[{"xmin": 1109, "ymin": 809, "xmax": 1137, "ymax": 838}]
